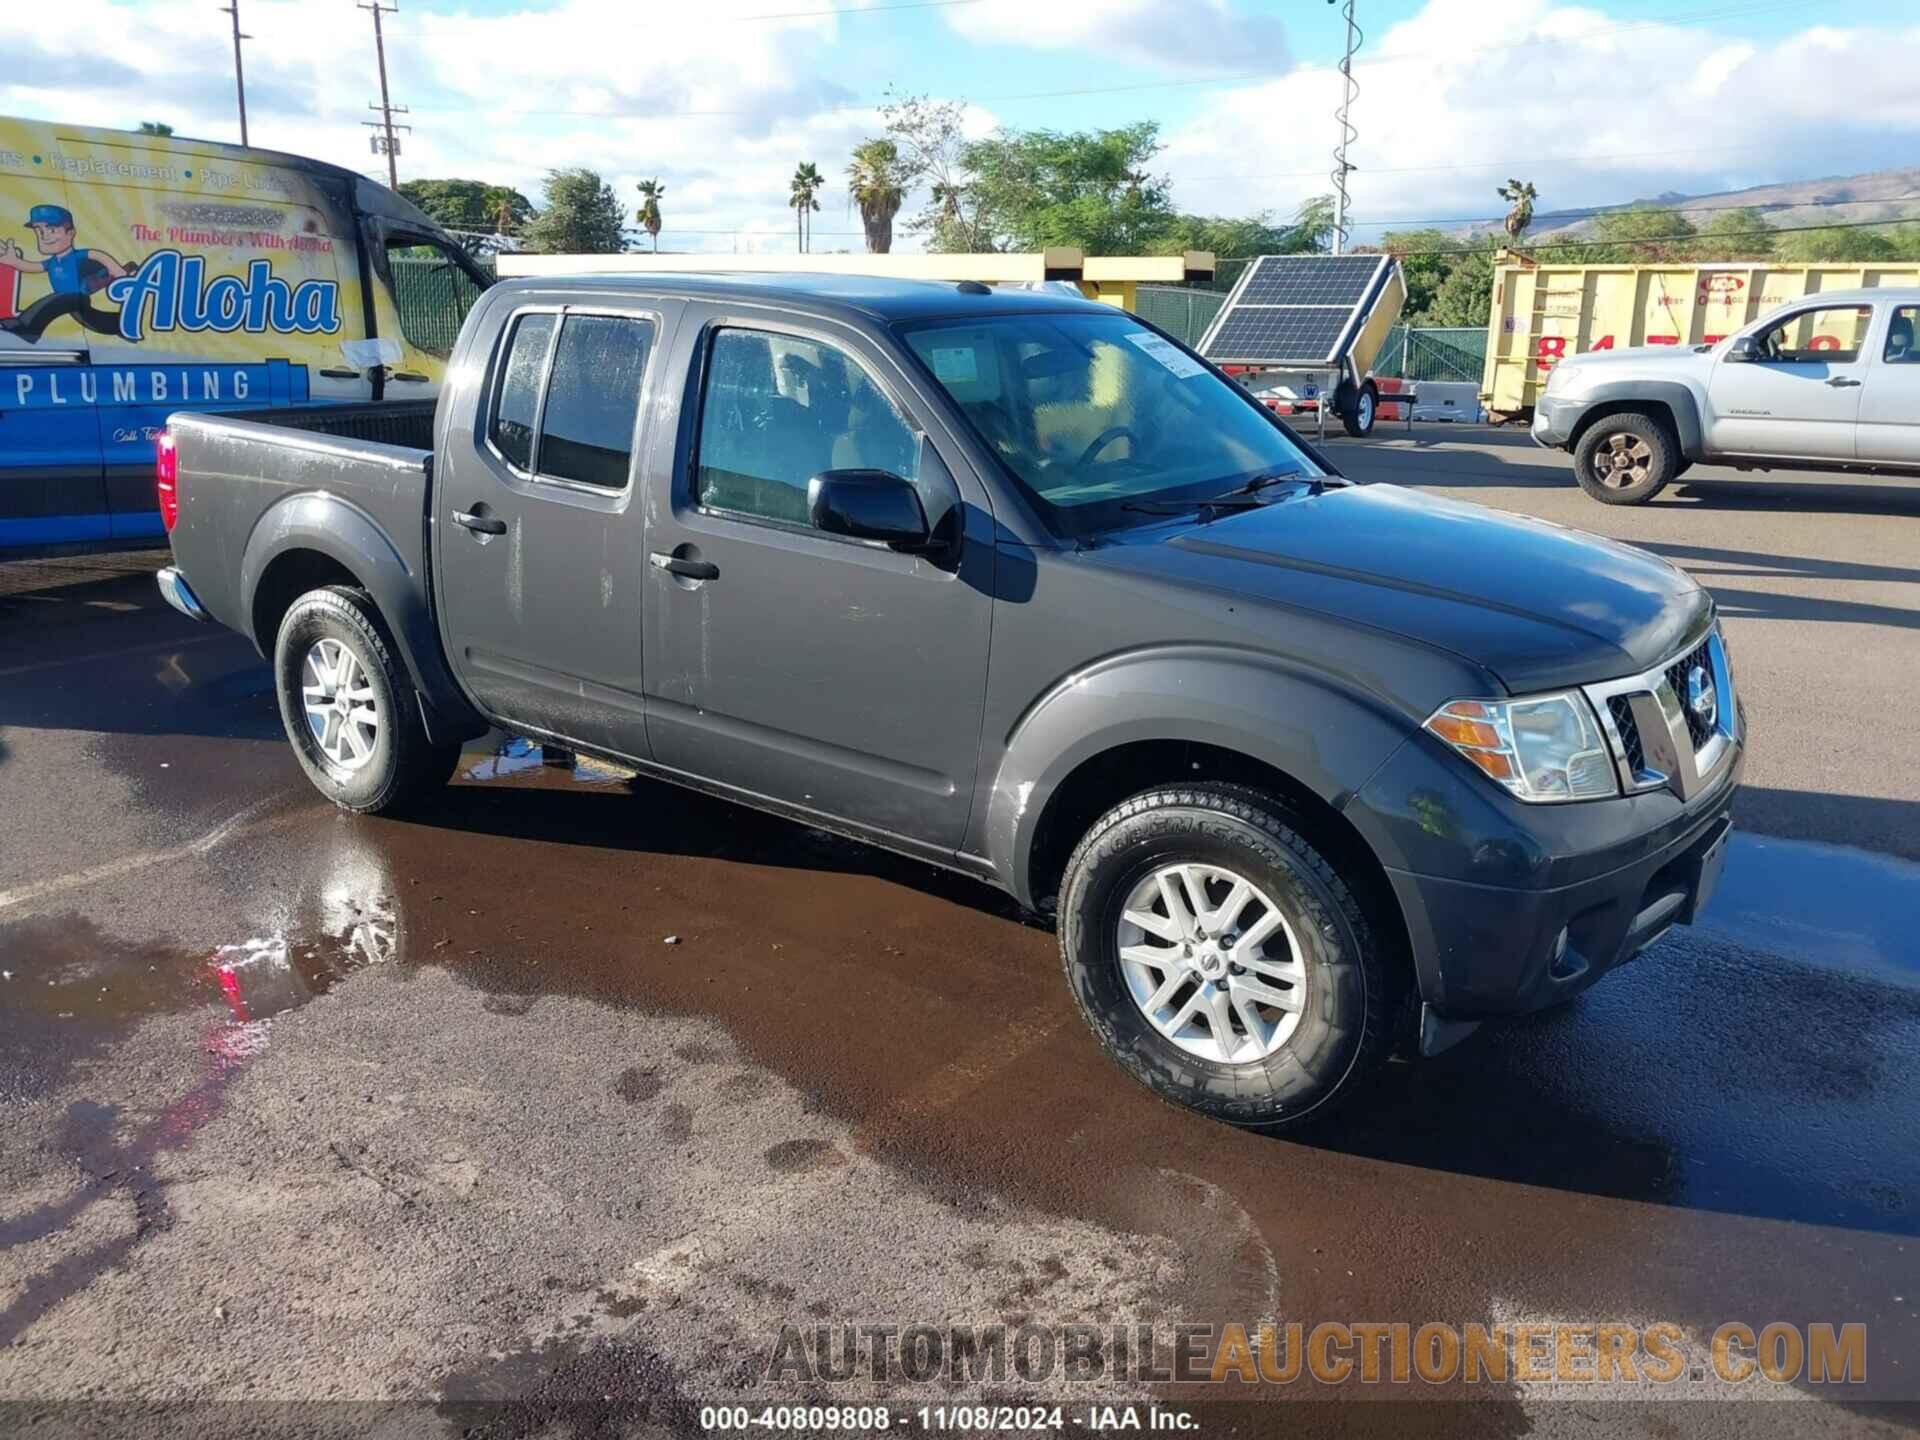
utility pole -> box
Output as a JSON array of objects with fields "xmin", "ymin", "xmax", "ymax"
[
  {"xmin": 218, "ymin": 0, "xmax": 251, "ymax": 147},
  {"xmin": 1328, "ymin": 0, "xmax": 1360, "ymax": 255},
  {"xmin": 360, "ymin": 0, "xmax": 409, "ymax": 189}
]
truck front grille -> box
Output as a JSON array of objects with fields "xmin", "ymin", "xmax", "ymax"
[
  {"xmin": 1608, "ymin": 695, "xmax": 1645, "ymax": 771},
  {"xmin": 1664, "ymin": 639, "xmax": 1716, "ymax": 751},
  {"xmin": 1583, "ymin": 625, "xmax": 1737, "ymax": 802}
]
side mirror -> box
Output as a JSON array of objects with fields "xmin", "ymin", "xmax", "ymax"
[
  {"xmin": 1725, "ymin": 336, "xmax": 1760, "ymax": 363},
  {"xmin": 806, "ymin": 469, "xmax": 931, "ymax": 550}
]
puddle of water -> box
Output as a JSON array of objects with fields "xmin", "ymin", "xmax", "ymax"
[
  {"xmin": 0, "ymin": 831, "xmax": 404, "ymax": 1093},
  {"xmin": 1704, "ymin": 832, "xmax": 1920, "ymax": 983}
]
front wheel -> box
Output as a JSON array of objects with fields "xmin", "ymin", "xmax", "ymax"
[
  {"xmin": 274, "ymin": 585, "xmax": 461, "ymax": 814},
  {"xmin": 1572, "ymin": 412, "xmax": 1676, "ymax": 504},
  {"xmin": 1056, "ymin": 784, "xmax": 1394, "ymax": 1129},
  {"xmin": 1341, "ymin": 380, "xmax": 1379, "ymax": 438}
]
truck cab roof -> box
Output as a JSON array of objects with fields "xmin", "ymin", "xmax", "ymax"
[{"xmin": 492, "ymin": 271, "xmax": 1116, "ymax": 327}]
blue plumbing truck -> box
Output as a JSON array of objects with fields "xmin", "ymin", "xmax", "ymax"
[{"xmin": 0, "ymin": 113, "xmax": 490, "ymax": 551}]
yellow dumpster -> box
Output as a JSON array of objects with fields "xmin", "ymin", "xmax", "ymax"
[{"xmin": 1480, "ymin": 258, "xmax": 1920, "ymax": 420}]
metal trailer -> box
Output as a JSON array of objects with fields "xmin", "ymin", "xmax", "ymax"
[
  {"xmin": 1196, "ymin": 254, "xmax": 1410, "ymax": 439},
  {"xmin": 1480, "ymin": 256, "xmax": 1920, "ymax": 423}
]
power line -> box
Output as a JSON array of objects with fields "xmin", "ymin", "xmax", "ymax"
[
  {"xmin": 406, "ymin": 0, "xmax": 1828, "ymax": 121},
  {"xmin": 731, "ymin": 0, "xmax": 981, "ymax": 18}
]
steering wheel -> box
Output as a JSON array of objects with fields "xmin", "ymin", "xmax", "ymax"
[{"xmin": 1077, "ymin": 425, "xmax": 1143, "ymax": 468}]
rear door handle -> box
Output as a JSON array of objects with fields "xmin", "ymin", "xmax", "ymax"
[
  {"xmin": 650, "ymin": 552, "xmax": 718, "ymax": 581},
  {"xmin": 452, "ymin": 509, "xmax": 507, "ymax": 535},
  {"xmin": 1826, "ymin": 376, "xmax": 1863, "ymax": 387}
]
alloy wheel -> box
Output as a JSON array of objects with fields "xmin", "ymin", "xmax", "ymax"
[
  {"xmin": 300, "ymin": 638, "xmax": 379, "ymax": 772},
  {"xmin": 1116, "ymin": 862, "xmax": 1308, "ymax": 1064}
]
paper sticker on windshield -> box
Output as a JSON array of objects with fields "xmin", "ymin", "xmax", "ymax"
[
  {"xmin": 930, "ymin": 346, "xmax": 979, "ymax": 385},
  {"xmin": 1125, "ymin": 331, "xmax": 1207, "ymax": 379}
]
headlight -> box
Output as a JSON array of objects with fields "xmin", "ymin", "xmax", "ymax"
[{"xmin": 1424, "ymin": 691, "xmax": 1617, "ymax": 802}]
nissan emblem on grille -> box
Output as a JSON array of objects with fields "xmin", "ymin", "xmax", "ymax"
[{"xmin": 1687, "ymin": 665, "xmax": 1717, "ymax": 730}]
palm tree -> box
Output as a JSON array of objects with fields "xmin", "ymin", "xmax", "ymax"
[
  {"xmin": 484, "ymin": 185, "xmax": 522, "ymax": 239},
  {"xmin": 789, "ymin": 161, "xmax": 823, "ymax": 253},
  {"xmin": 634, "ymin": 179, "xmax": 665, "ymax": 252},
  {"xmin": 1498, "ymin": 179, "xmax": 1539, "ymax": 243},
  {"xmin": 846, "ymin": 140, "xmax": 907, "ymax": 255}
]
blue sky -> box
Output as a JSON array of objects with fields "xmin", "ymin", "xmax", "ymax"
[{"xmin": 5, "ymin": 0, "xmax": 1918, "ymax": 251}]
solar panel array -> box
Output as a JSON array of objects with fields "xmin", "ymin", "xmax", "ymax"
[{"xmin": 1198, "ymin": 254, "xmax": 1394, "ymax": 366}]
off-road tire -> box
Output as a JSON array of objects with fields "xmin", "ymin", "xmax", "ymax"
[
  {"xmin": 1572, "ymin": 411, "xmax": 1676, "ymax": 505},
  {"xmin": 1057, "ymin": 783, "xmax": 1394, "ymax": 1130},
  {"xmin": 1341, "ymin": 379, "xmax": 1379, "ymax": 438},
  {"xmin": 274, "ymin": 584, "xmax": 460, "ymax": 814}
]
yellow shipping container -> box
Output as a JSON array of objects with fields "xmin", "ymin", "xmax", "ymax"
[{"xmin": 1480, "ymin": 257, "xmax": 1920, "ymax": 419}]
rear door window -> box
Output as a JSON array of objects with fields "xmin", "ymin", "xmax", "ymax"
[
  {"xmin": 488, "ymin": 311, "xmax": 554, "ymax": 472},
  {"xmin": 535, "ymin": 315, "xmax": 656, "ymax": 490}
]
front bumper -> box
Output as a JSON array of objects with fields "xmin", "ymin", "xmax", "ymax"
[
  {"xmin": 1531, "ymin": 393, "xmax": 1576, "ymax": 448},
  {"xmin": 1350, "ymin": 709, "xmax": 1744, "ymax": 1022}
]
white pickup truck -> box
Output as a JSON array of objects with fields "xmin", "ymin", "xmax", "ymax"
[{"xmin": 1531, "ymin": 286, "xmax": 1920, "ymax": 504}]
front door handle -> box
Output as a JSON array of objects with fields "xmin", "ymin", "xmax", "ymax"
[
  {"xmin": 452, "ymin": 509, "xmax": 507, "ymax": 535},
  {"xmin": 1826, "ymin": 376, "xmax": 1863, "ymax": 387},
  {"xmin": 650, "ymin": 552, "xmax": 718, "ymax": 581}
]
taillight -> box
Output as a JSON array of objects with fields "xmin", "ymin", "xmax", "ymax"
[{"xmin": 156, "ymin": 430, "xmax": 179, "ymax": 532}]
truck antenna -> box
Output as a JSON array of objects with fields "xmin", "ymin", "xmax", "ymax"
[{"xmin": 1328, "ymin": 0, "xmax": 1362, "ymax": 256}]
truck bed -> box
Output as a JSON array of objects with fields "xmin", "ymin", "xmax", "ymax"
[{"xmin": 163, "ymin": 401, "xmax": 440, "ymax": 650}]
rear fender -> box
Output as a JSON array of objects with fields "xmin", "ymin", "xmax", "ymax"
[
  {"xmin": 240, "ymin": 490, "xmax": 483, "ymax": 736},
  {"xmin": 986, "ymin": 646, "xmax": 1414, "ymax": 909}
]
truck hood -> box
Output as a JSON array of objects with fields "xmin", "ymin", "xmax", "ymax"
[
  {"xmin": 1098, "ymin": 483, "xmax": 1708, "ymax": 694},
  {"xmin": 1552, "ymin": 343, "xmax": 1709, "ymax": 379}
]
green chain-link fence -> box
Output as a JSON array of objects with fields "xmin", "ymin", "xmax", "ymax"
[
  {"xmin": 1369, "ymin": 325, "xmax": 1486, "ymax": 383},
  {"xmin": 391, "ymin": 252, "xmax": 495, "ymax": 359},
  {"xmin": 1134, "ymin": 285, "xmax": 1228, "ymax": 346}
]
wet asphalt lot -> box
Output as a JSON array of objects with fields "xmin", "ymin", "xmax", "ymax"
[{"xmin": 2, "ymin": 429, "xmax": 1918, "ymax": 1438}]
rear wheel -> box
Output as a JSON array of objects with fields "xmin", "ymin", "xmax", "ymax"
[
  {"xmin": 1573, "ymin": 411, "xmax": 1676, "ymax": 504},
  {"xmin": 1341, "ymin": 380, "xmax": 1379, "ymax": 438},
  {"xmin": 274, "ymin": 585, "xmax": 460, "ymax": 814},
  {"xmin": 1057, "ymin": 784, "xmax": 1393, "ymax": 1129}
]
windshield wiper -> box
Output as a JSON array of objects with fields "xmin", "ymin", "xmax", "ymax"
[
  {"xmin": 1214, "ymin": 467, "xmax": 1322, "ymax": 499},
  {"xmin": 1119, "ymin": 495, "xmax": 1265, "ymax": 523}
]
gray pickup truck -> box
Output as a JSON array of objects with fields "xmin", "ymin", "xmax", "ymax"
[
  {"xmin": 1534, "ymin": 286, "xmax": 1920, "ymax": 504},
  {"xmin": 155, "ymin": 273, "xmax": 1743, "ymax": 1127}
]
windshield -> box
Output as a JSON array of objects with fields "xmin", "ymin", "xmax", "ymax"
[{"xmin": 899, "ymin": 310, "xmax": 1320, "ymax": 537}]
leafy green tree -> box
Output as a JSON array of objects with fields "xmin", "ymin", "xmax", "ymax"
[
  {"xmin": 958, "ymin": 121, "xmax": 1175, "ymax": 254},
  {"xmin": 1540, "ymin": 205, "xmax": 1697, "ymax": 263},
  {"xmin": 634, "ymin": 179, "xmax": 665, "ymax": 252},
  {"xmin": 1423, "ymin": 243, "xmax": 1499, "ymax": 327},
  {"xmin": 137, "ymin": 121, "xmax": 174, "ymax": 137},
  {"xmin": 398, "ymin": 178, "xmax": 537, "ymax": 235},
  {"xmin": 1157, "ymin": 197, "xmax": 1336, "ymax": 269},
  {"xmin": 523, "ymin": 169, "xmax": 625, "ymax": 254},
  {"xmin": 790, "ymin": 162, "xmax": 824, "ymax": 252},
  {"xmin": 847, "ymin": 140, "xmax": 911, "ymax": 254},
  {"xmin": 1378, "ymin": 228, "xmax": 1467, "ymax": 320},
  {"xmin": 1690, "ymin": 207, "xmax": 1775, "ymax": 260},
  {"xmin": 1772, "ymin": 225, "xmax": 1900, "ymax": 263},
  {"xmin": 881, "ymin": 91, "xmax": 986, "ymax": 252}
]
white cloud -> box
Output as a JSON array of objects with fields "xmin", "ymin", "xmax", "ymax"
[
  {"xmin": 945, "ymin": 0, "xmax": 1285, "ymax": 74},
  {"xmin": 0, "ymin": 0, "xmax": 917, "ymax": 254},
  {"xmin": 1160, "ymin": 0, "xmax": 1920, "ymax": 237}
]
